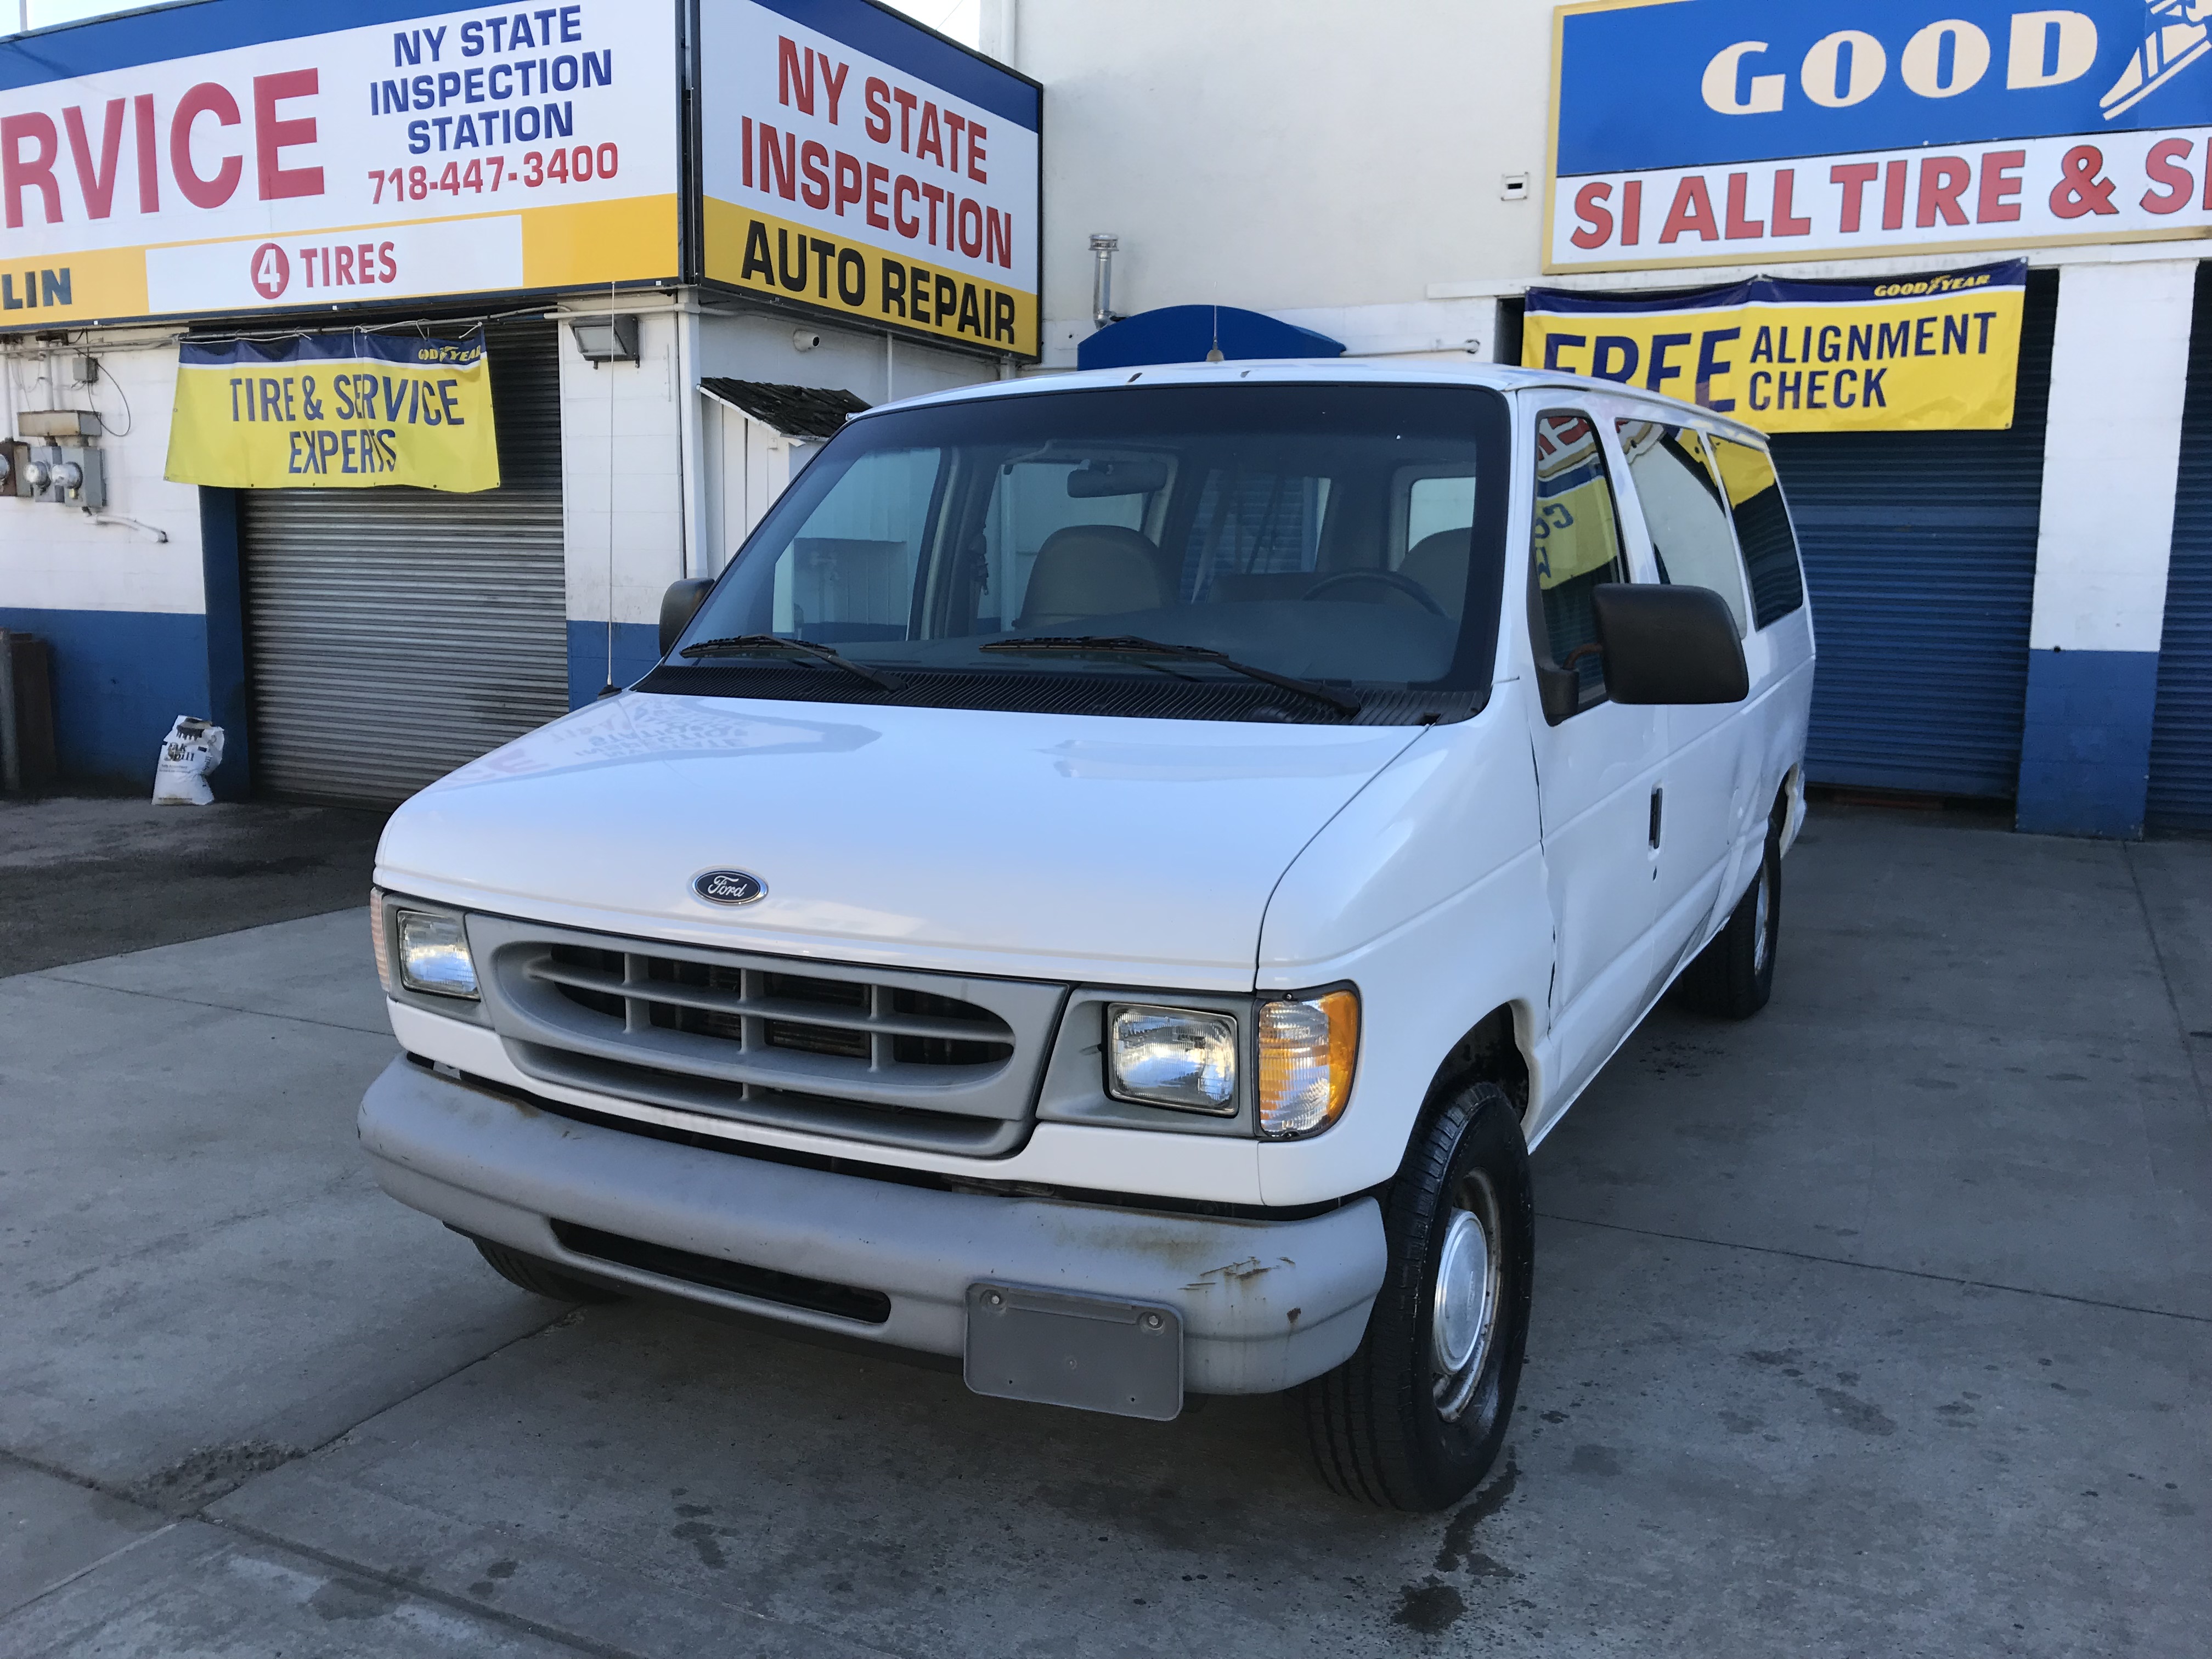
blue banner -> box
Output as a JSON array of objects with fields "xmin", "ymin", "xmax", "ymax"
[{"xmin": 1557, "ymin": 1, "xmax": 2212, "ymax": 176}]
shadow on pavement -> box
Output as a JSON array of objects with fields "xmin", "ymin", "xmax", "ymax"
[{"xmin": 0, "ymin": 794, "xmax": 388, "ymax": 976}]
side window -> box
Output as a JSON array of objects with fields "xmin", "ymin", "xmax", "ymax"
[
  {"xmin": 1531, "ymin": 411, "xmax": 1628, "ymax": 708},
  {"xmin": 1710, "ymin": 437, "xmax": 1805, "ymax": 629},
  {"xmin": 1615, "ymin": 420, "xmax": 1748, "ymax": 635}
]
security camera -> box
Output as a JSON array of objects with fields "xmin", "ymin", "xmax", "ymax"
[{"xmin": 793, "ymin": 329, "xmax": 822, "ymax": 352}]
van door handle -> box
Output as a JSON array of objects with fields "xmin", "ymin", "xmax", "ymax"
[{"xmin": 1649, "ymin": 787, "xmax": 1664, "ymax": 849}]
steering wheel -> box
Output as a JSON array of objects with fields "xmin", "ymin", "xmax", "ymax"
[{"xmin": 1301, "ymin": 568, "xmax": 1447, "ymax": 617}]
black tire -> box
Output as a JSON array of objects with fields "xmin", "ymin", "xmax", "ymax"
[
  {"xmin": 1675, "ymin": 823, "xmax": 1781, "ymax": 1020},
  {"xmin": 471, "ymin": 1237, "xmax": 623, "ymax": 1303},
  {"xmin": 1301, "ymin": 1080, "xmax": 1534, "ymax": 1510}
]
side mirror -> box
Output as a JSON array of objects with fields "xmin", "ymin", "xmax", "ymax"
[
  {"xmin": 1590, "ymin": 584, "xmax": 1748, "ymax": 705},
  {"xmin": 659, "ymin": 578, "xmax": 714, "ymax": 657}
]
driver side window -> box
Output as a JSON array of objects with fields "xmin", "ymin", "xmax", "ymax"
[{"xmin": 1530, "ymin": 411, "xmax": 1628, "ymax": 713}]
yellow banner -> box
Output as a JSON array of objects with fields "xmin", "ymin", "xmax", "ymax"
[
  {"xmin": 164, "ymin": 330, "xmax": 500, "ymax": 492},
  {"xmin": 1522, "ymin": 259, "xmax": 2025, "ymax": 433},
  {"xmin": 703, "ymin": 199, "xmax": 1037, "ymax": 357}
]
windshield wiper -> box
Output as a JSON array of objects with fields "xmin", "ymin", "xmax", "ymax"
[
  {"xmin": 979, "ymin": 635, "xmax": 1363, "ymax": 717},
  {"xmin": 678, "ymin": 634, "xmax": 905, "ymax": 692}
]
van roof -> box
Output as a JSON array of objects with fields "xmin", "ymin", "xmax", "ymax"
[{"xmin": 870, "ymin": 358, "xmax": 1775, "ymax": 447}]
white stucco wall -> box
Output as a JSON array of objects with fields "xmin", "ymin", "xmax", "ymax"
[
  {"xmin": 558, "ymin": 299, "xmax": 692, "ymax": 634},
  {"xmin": 2029, "ymin": 259, "xmax": 2198, "ymax": 656},
  {"xmin": 0, "ymin": 331, "xmax": 206, "ymax": 616},
  {"xmin": 997, "ymin": 0, "xmax": 1558, "ymax": 364}
]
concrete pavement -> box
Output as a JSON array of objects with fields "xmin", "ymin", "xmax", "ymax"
[{"xmin": 1, "ymin": 803, "xmax": 2205, "ymax": 1656}]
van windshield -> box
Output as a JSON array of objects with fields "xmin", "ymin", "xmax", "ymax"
[{"xmin": 652, "ymin": 382, "xmax": 1510, "ymax": 724}]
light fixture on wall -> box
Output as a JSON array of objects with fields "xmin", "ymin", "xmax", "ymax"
[{"xmin": 570, "ymin": 313, "xmax": 640, "ymax": 365}]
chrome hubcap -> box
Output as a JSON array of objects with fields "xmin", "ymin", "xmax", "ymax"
[
  {"xmin": 1752, "ymin": 863, "xmax": 1773, "ymax": 974},
  {"xmin": 1430, "ymin": 1182, "xmax": 1501, "ymax": 1423}
]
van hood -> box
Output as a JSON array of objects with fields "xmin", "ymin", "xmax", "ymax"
[{"xmin": 376, "ymin": 692, "xmax": 1426, "ymax": 990}]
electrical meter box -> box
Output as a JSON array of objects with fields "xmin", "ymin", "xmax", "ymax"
[
  {"xmin": 10, "ymin": 413, "xmax": 106, "ymax": 506},
  {"xmin": 22, "ymin": 444, "xmax": 105, "ymax": 508}
]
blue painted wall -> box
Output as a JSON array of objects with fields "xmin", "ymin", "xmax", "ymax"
[
  {"xmin": 197, "ymin": 488, "xmax": 252, "ymax": 800},
  {"xmin": 2015, "ymin": 648, "xmax": 2162, "ymax": 838},
  {"xmin": 0, "ymin": 607, "xmax": 215, "ymax": 792},
  {"xmin": 566, "ymin": 620, "xmax": 663, "ymax": 708},
  {"xmin": 0, "ymin": 489, "xmax": 253, "ymax": 795}
]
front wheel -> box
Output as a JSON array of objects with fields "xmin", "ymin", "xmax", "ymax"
[{"xmin": 1301, "ymin": 1080, "xmax": 1534, "ymax": 1510}]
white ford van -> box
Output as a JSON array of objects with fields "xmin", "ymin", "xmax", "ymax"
[{"xmin": 360, "ymin": 362, "xmax": 1813, "ymax": 1510}]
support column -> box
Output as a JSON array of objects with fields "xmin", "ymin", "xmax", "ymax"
[{"xmin": 2017, "ymin": 260, "xmax": 2197, "ymax": 838}]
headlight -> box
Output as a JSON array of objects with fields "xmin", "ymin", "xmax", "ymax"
[
  {"xmin": 395, "ymin": 909, "xmax": 479, "ymax": 999},
  {"xmin": 1105, "ymin": 1004, "xmax": 1238, "ymax": 1115},
  {"xmin": 1257, "ymin": 988, "xmax": 1359, "ymax": 1138}
]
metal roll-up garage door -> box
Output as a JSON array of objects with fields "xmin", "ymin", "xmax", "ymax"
[
  {"xmin": 1769, "ymin": 270, "xmax": 2058, "ymax": 799},
  {"xmin": 2148, "ymin": 268, "xmax": 2212, "ymax": 833},
  {"xmin": 240, "ymin": 317, "xmax": 568, "ymax": 805}
]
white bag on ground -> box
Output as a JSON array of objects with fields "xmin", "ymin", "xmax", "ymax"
[{"xmin": 151, "ymin": 716, "xmax": 225, "ymax": 805}]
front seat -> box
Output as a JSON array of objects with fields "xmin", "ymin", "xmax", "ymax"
[
  {"xmin": 1016, "ymin": 526, "xmax": 1170, "ymax": 629},
  {"xmin": 1400, "ymin": 529, "xmax": 1471, "ymax": 619}
]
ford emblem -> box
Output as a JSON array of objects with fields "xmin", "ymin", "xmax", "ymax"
[{"xmin": 692, "ymin": 869, "xmax": 767, "ymax": 906}]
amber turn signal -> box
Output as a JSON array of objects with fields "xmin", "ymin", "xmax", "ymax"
[{"xmin": 1256, "ymin": 988, "xmax": 1359, "ymax": 1138}]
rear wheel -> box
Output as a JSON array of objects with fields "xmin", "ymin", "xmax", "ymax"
[
  {"xmin": 471, "ymin": 1237, "xmax": 623, "ymax": 1303},
  {"xmin": 1675, "ymin": 823, "xmax": 1781, "ymax": 1020},
  {"xmin": 1301, "ymin": 1080, "xmax": 1534, "ymax": 1510}
]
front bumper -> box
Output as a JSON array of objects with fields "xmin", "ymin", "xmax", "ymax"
[{"xmin": 358, "ymin": 1058, "xmax": 1388, "ymax": 1397}]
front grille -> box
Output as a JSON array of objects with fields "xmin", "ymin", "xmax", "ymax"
[
  {"xmin": 539, "ymin": 944, "xmax": 1018, "ymax": 1069},
  {"xmin": 467, "ymin": 917, "xmax": 1065, "ymax": 1158}
]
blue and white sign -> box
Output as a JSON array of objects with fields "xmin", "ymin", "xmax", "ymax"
[{"xmin": 1549, "ymin": 1, "xmax": 2212, "ymax": 270}]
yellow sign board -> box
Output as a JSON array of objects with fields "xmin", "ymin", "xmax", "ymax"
[
  {"xmin": 704, "ymin": 201, "xmax": 1036, "ymax": 354},
  {"xmin": 1523, "ymin": 259, "xmax": 2026, "ymax": 432},
  {"xmin": 165, "ymin": 330, "xmax": 500, "ymax": 492}
]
